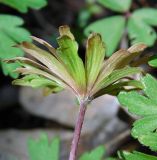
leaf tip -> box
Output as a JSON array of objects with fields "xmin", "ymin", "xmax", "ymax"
[
  {"xmin": 128, "ymin": 43, "xmax": 147, "ymax": 53},
  {"xmin": 59, "ymin": 25, "xmax": 74, "ymax": 40}
]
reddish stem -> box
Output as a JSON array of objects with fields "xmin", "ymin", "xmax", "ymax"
[{"xmin": 69, "ymin": 100, "xmax": 87, "ymax": 160}]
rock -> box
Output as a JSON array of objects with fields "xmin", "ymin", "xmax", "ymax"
[
  {"xmin": 0, "ymin": 118, "xmax": 128, "ymax": 160},
  {"xmin": 0, "ymin": 129, "xmax": 73, "ymax": 160},
  {"xmin": 19, "ymin": 87, "xmax": 119, "ymax": 134},
  {"xmin": 7, "ymin": 87, "xmax": 127, "ymax": 159}
]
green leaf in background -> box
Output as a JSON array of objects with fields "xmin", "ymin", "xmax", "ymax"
[
  {"xmin": 85, "ymin": 16, "xmax": 125, "ymax": 56},
  {"xmin": 0, "ymin": 0, "xmax": 47, "ymax": 13},
  {"xmin": 0, "ymin": 15, "xmax": 31, "ymax": 78},
  {"xmin": 79, "ymin": 145, "xmax": 105, "ymax": 160},
  {"xmin": 28, "ymin": 134, "xmax": 60, "ymax": 160},
  {"xmin": 98, "ymin": 0, "xmax": 131, "ymax": 13},
  {"xmin": 78, "ymin": 3, "xmax": 103, "ymax": 27},
  {"xmin": 118, "ymin": 74, "xmax": 157, "ymax": 151},
  {"xmin": 119, "ymin": 151, "xmax": 157, "ymax": 160},
  {"xmin": 128, "ymin": 8, "xmax": 157, "ymax": 46},
  {"xmin": 148, "ymin": 55, "xmax": 157, "ymax": 67}
]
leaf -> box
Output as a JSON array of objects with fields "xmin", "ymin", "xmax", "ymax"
[
  {"xmin": 57, "ymin": 26, "xmax": 86, "ymax": 94},
  {"xmin": 85, "ymin": 33, "xmax": 105, "ymax": 93},
  {"xmin": 119, "ymin": 151, "xmax": 157, "ymax": 160},
  {"xmin": 12, "ymin": 74, "xmax": 63, "ymax": 95},
  {"xmin": 96, "ymin": 66, "xmax": 142, "ymax": 93},
  {"xmin": 84, "ymin": 16, "xmax": 125, "ymax": 56},
  {"xmin": 97, "ymin": 43, "xmax": 146, "ymax": 84},
  {"xmin": 98, "ymin": 0, "xmax": 131, "ymax": 13},
  {"xmin": 132, "ymin": 115, "xmax": 157, "ymax": 138},
  {"xmin": 79, "ymin": 145, "xmax": 105, "ymax": 160},
  {"xmin": 28, "ymin": 134, "xmax": 60, "ymax": 160},
  {"xmin": 0, "ymin": 14, "xmax": 31, "ymax": 78},
  {"xmin": 0, "ymin": 0, "xmax": 47, "ymax": 13},
  {"xmin": 127, "ymin": 8, "xmax": 157, "ymax": 46},
  {"xmin": 12, "ymin": 74, "xmax": 58, "ymax": 88},
  {"xmin": 6, "ymin": 57, "xmax": 67, "ymax": 88},
  {"xmin": 148, "ymin": 55, "xmax": 157, "ymax": 68},
  {"xmin": 118, "ymin": 92, "xmax": 157, "ymax": 116},
  {"xmin": 18, "ymin": 41, "xmax": 76, "ymax": 91},
  {"xmin": 94, "ymin": 80, "xmax": 144, "ymax": 98},
  {"xmin": 138, "ymin": 133, "xmax": 157, "ymax": 151},
  {"xmin": 31, "ymin": 36, "xmax": 57, "ymax": 58},
  {"xmin": 118, "ymin": 74, "xmax": 157, "ymax": 151}
]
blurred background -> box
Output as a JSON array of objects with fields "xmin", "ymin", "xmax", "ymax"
[{"xmin": 0, "ymin": 0, "xmax": 157, "ymax": 159}]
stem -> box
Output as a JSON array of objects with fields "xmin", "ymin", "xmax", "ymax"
[{"xmin": 69, "ymin": 100, "xmax": 87, "ymax": 160}]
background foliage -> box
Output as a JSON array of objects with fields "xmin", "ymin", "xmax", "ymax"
[{"xmin": 0, "ymin": 0, "xmax": 47, "ymax": 78}]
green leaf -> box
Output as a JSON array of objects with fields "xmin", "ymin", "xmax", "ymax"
[
  {"xmin": 28, "ymin": 134, "xmax": 60, "ymax": 160},
  {"xmin": 57, "ymin": 26, "xmax": 86, "ymax": 94},
  {"xmin": 142, "ymin": 74, "xmax": 157, "ymax": 104},
  {"xmin": 90, "ymin": 43, "xmax": 146, "ymax": 96},
  {"xmin": 12, "ymin": 74, "xmax": 57, "ymax": 88},
  {"xmin": 119, "ymin": 151, "xmax": 157, "ymax": 160},
  {"xmin": 84, "ymin": 16, "xmax": 125, "ymax": 56},
  {"xmin": 0, "ymin": 15, "xmax": 31, "ymax": 78},
  {"xmin": 97, "ymin": 43, "xmax": 146, "ymax": 84},
  {"xmin": 79, "ymin": 145, "xmax": 105, "ymax": 160},
  {"xmin": 98, "ymin": 0, "xmax": 131, "ymax": 12},
  {"xmin": 85, "ymin": 33, "xmax": 105, "ymax": 92},
  {"xmin": 12, "ymin": 74, "xmax": 63, "ymax": 95},
  {"xmin": 6, "ymin": 56, "xmax": 67, "ymax": 89},
  {"xmin": 118, "ymin": 91, "xmax": 157, "ymax": 116},
  {"xmin": 94, "ymin": 80, "xmax": 144, "ymax": 98},
  {"xmin": 97, "ymin": 66, "xmax": 141, "ymax": 92},
  {"xmin": 132, "ymin": 115, "xmax": 157, "ymax": 138},
  {"xmin": 118, "ymin": 74, "xmax": 157, "ymax": 151},
  {"xmin": 0, "ymin": 0, "xmax": 47, "ymax": 13},
  {"xmin": 138, "ymin": 133, "xmax": 157, "ymax": 151},
  {"xmin": 148, "ymin": 55, "xmax": 157, "ymax": 68},
  {"xmin": 128, "ymin": 8, "xmax": 157, "ymax": 46}
]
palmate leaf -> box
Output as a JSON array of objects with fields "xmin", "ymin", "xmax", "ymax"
[
  {"xmin": 128, "ymin": 8, "xmax": 157, "ymax": 46},
  {"xmin": 118, "ymin": 74, "xmax": 157, "ymax": 151},
  {"xmin": 84, "ymin": 16, "xmax": 125, "ymax": 56},
  {"xmin": 119, "ymin": 151, "xmax": 157, "ymax": 160},
  {"xmin": 28, "ymin": 134, "xmax": 60, "ymax": 160},
  {"xmin": 0, "ymin": 14, "xmax": 31, "ymax": 78},
  {"xmin": 0, "ymin": 0, "xmax": 47, "ymax": 13},
  {"xmin": 6, "ymin": 25, "xmax": 147, "ymax": 103},
  {"xmin": 98, "ymin": 0, "xmax": 131, "ymax": 13}
]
